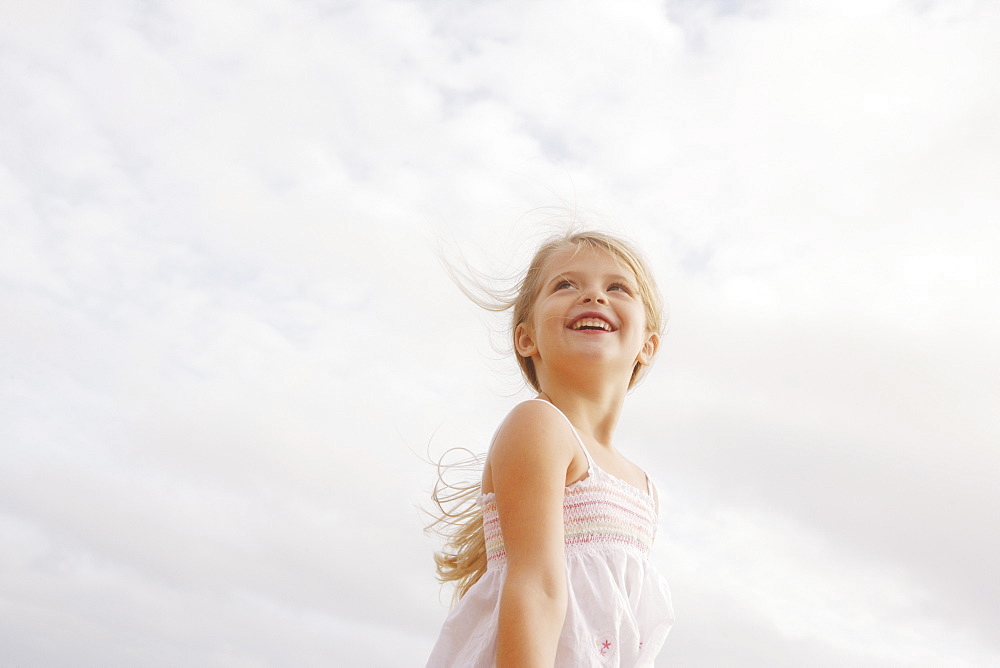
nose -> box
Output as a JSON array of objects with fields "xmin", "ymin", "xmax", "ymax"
[{"xmin": 580, "ymin": 287, "xmax": 608, "ymax": 305}]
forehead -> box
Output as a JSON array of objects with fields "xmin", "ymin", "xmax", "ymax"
[{"xmin": 540, "ymin": 244, "xmax": 634, "ymax": 278}]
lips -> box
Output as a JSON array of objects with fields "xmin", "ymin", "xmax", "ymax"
[{"xmin": 567, "ymin": 312, "xmax": 617, "ymax": 331}]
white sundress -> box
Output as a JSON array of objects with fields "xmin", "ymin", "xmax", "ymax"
[{"xmin": 427, "ymin": 399, "xmax": 674, "ymax": 667}]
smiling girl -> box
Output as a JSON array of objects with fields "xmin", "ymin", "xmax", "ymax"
[{"xmin": 427, "ymin": 230, "xmax": 674, "ymax": 667}]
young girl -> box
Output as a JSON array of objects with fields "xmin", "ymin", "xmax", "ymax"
[{"xmin": 427, "ymin": 230, "xmax": 674, "ymax": 667}]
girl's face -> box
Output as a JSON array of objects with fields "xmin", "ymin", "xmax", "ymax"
[{"xmin": 515, "ymin": 245, "xmax": 658, "ymax": 384}]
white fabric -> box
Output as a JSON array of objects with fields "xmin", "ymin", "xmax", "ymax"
[{"xmin": 427, "ymin": 400, "xmax": 673, "ymax": 667}]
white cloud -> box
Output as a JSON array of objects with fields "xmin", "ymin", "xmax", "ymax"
[{"xmin": 1, "ymin": 0, "xmax": 998, "ymax": 665}]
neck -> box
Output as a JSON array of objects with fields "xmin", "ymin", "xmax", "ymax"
[{"xmin": 535, "ymin": 370, "xmax": 629, "ymax": 448}]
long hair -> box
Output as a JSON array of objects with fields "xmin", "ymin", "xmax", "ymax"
[
  {"xmin": 427, "ymin": 449, "xmax": 488, "ymax": 601},
  {"xmin": 428, "ymin": 228, "xmax": 665, "ymax": 601}
]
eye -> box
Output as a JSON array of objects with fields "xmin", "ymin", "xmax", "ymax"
[
  {"xmin": 608, "ymin": 282, "xmax": 631, "ymax": 293},
  {"xmin": 554, "ymin": 280, "xmax": 574, "ymax": 290}
]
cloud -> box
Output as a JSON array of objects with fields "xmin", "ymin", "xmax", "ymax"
[{"xmin": 1, "ymin": 0, "xmax": 998, "ymax": 665}]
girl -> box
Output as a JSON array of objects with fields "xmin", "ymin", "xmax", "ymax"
[{"xmin": 427, "ymin": 230, "xmax": 674, "ymax": 667}]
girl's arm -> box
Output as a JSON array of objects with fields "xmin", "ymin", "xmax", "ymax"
[{"xmin": 489, "ymin": 401, "xmax": 575, "ymax": 668}]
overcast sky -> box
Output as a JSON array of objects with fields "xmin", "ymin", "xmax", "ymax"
[{"xmin": 2, "ymin": 0, "xmax": 998, "ymax": 666}]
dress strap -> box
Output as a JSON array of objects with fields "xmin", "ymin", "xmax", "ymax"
[{"xmin": 528, "ymin": 398, "xmax": 596, "ymax": 468}]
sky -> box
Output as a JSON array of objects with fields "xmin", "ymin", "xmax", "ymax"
[{"xmin": 1, "ymin": 0, "xmax": 998, "ymax": 666}]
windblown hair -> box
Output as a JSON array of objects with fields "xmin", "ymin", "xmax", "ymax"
[
  {"xmin": 428, "ymin": 449, "xmax": 488, "ymax": 601},
  {"xmin": 429, "ymin": 228, "xmax": 665, "ymax": 601}
]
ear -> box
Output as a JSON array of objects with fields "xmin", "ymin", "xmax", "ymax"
[
  {"xmin": 514, "ymin": 322, "xmax": 537, "ymax": 358},
  {"xmin": 636, "ymin": 331, "xmax": 660, "ymax": 366}
]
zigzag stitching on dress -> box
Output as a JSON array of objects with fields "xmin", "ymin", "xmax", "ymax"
[
  {"xmin": 568, "ymin": 474, "xmax": 654, "ymax": 503},
  {"xmin": 564, "ymin": 496, "xmax": 654, "ymax": 523},
  {"xmin": 565, "ymin": 518, "xmax": 654, "ymax": 538},
  {"xmin": 481, "ymin": 474, "xmax": 658, "ymax": 566}
]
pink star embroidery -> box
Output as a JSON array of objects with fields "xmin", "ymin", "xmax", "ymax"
[{"xmin": 602, "ymin": 640, "xmax": 611, "ymax": 650}]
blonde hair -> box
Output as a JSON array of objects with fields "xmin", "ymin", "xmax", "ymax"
[{"xmin": 429, "ymin": 229, "xmax": 665, "ymax": 600}]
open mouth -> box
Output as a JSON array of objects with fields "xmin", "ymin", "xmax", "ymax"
[{"xmin": 568, "ymin": 317, "xmax": 615, "ymax": 332}]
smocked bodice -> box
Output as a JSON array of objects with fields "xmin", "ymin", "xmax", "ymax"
[{"xmin": 480, "ymin": 466, "xmax": 657, "ymax": 569}]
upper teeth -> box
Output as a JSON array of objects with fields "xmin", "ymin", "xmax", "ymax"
[{"xmin": 572, "ymin": 318, "xmax": 612, "ymax": 331}]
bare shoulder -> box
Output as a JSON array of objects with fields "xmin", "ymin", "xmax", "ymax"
[
  {"xmin": 492, "ymin": 400, "xmax": 576, "ymax": 457},
  {"xmin": 483, "ymin": 401, "xmax": 578, "ymax": 492}
]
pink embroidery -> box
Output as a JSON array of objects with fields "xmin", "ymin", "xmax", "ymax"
[
  {"xmin": 599, "ymin": 639, "xmax": 611, "ymax": 656},
  {"xmin": 482, "ymin": 476, "xmax": 657, "ymax": 568}
]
